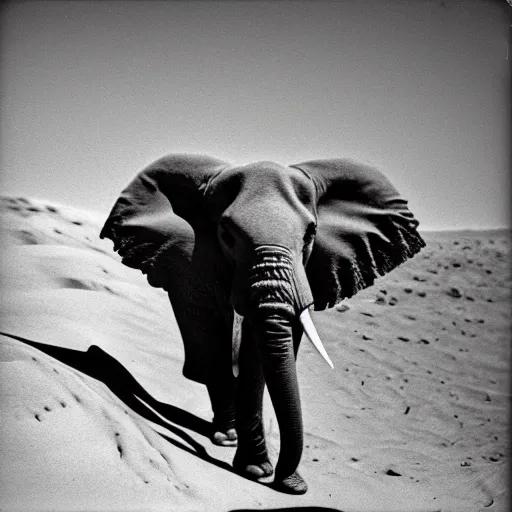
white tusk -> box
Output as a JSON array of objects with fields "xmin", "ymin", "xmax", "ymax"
[
  {"xmin": 232, "ymin": 311, "xmax": 244, "ymax": 377},
  {"xmin": 300, "ymin": 309, "xmax": 334, "ymax": 369}
]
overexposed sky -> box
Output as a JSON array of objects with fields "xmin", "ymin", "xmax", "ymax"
[{"xmin": 1, "ymin": 0, "xmax": 509, "ymax": 230}]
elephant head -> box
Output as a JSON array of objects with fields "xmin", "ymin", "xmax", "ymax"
[{"xmin": 100, "ymin": 154, "xmax": 425, "ymax": 494}]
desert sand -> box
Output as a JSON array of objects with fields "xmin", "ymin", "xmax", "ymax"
[{"xmin": 0, "ymin": 196, "xmax": 509, "ymax": 512}]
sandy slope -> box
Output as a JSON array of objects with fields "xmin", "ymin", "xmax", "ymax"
[{"xmin": 0, "ymin": 196, "xmax": 509, "ymax": 512}]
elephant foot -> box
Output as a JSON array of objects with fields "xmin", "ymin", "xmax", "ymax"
[
  {"xmin": 211, "ymin": 410, "xmax": 237, "ymax": 446},
  {"xmin": 211, "ymin": 427, "xmax": 238, "ymax": 447},
  {"xmin": 273, "ymin": 471, "xmax": 308, "ymax": 495},
  {"xmin": 233, "ymin": 450, "xmax": 274, "ymax": 480}
]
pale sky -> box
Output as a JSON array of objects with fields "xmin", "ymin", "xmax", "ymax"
[{"xmin": 1, "ymin": 0, "xmax": 509, "ymax": 230}]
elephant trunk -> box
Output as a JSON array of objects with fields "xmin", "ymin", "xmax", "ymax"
[
  {"xmin": 247, "ymin": 246, "xmax": 308, "ymax": 480},
  {"xmin": 256, "ymin": 312, "xmax": 303, "ymax": 480}
]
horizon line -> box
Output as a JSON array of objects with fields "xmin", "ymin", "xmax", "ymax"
[{"xmin": 1, "ymin": 194, "xmax": 509, "ymax": 234}]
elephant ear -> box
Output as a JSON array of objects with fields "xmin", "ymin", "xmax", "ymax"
[
  {"xmin": 290, "ymin": 159, "xmax": 426, "ymax": 310},
  {"xmin": 100, "ymin": 154, "xmax": 230, "ymax": 290}
]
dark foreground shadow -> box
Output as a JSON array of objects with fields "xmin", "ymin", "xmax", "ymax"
[
  {"xmin": 0, "ymin": 331, "xmax": 231, "ymax": 473},
  {"xmin": 230, "ymin": 508, "xmax": 344, "ymax": 511}
]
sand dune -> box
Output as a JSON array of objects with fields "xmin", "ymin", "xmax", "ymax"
[{"xmin": 0, "ymin": 196, "xmax": 509, "ymax": 511}]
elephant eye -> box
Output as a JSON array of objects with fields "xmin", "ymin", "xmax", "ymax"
[{"xmin": 303, "ymin": 223, "xmax": 316, "ymax": 246}]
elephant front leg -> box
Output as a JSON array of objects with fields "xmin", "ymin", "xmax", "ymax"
[
  {"xmin": 232, "ymin": 330, "xmax": 273, "ymax": 479},
  {"xmin": 167, "ymin": 289, "xmax": 238, "ymax": 447},
  {"xmin": 207, "ymin": 372, "xmax": 238, "ymax": 447}
]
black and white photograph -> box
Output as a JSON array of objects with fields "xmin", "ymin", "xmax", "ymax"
[{"xmin": 0, "ymin": 1, "xmax": 509, "ymax": 510}]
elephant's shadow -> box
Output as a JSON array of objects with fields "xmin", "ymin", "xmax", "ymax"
[
  {"xmin": 2, "ymin": 332, "xmax": 347, "ymax": 510},
  {"xmin": 0, "ymin": 331, "xmax": 233, "ymax": 472}
]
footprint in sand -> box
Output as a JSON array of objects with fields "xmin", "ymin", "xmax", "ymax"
[
  {"xmin": 375, "ymin": 293, "xmax": 386, "ymax": 304},
  {"xmin": 60, "ymin": 278, "xmax": 94, "ymax": 290},
  {"xmin": 33, "ymin": 394, "xmax": 70, "ymax": 421},
  {"xmin": 447, "ymin": 287, "xmax": 462, "ymax": 298},
  {"xmin": 18, "ymin": 230, "xmax": 39, "ymax": 245},
  {"xmin": 59, "ymin": 278, "xmax": 118, "ymax": 295}
]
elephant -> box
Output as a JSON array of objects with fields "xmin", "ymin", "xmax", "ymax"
[{"xmin": 100, "ymin": 154, "xmax": 425, "ymax": 494}]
